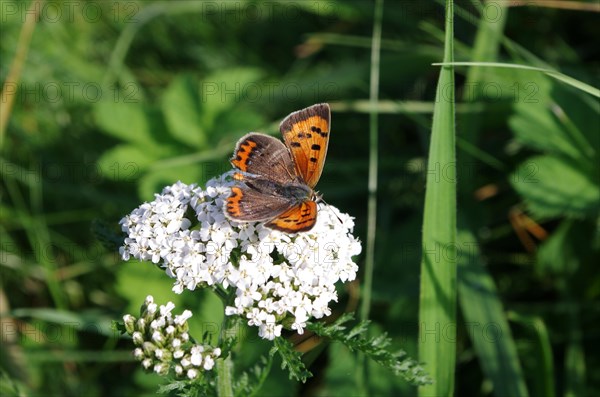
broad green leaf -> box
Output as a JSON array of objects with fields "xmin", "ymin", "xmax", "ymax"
[
  {"xmin": 511, "ymin": 155, "xmax": 600, "ymax": 218},
  {"xmin": 200, "ymin": 68, "xmax": 264, "ymax": 134},
  {"xmin": 137, "ymin": 164, "xmax": 205, "ymax": 201},
  {"xmin": 96, "ymin": 144, "xmax": 157, "ymax": 181},
  {"xmin": 94, "ymin": 101, "xmax": 167, "ymax": 147},
  {"xmin": 161, "ymin": 75, "xmax": 208, "ymax": 149}
]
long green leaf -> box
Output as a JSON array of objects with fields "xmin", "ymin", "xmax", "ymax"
[
  {"xmin": 418, "ymin": 1, "xmax": 457, "ymax": 396},
  {"xmin": 357, "ymin": 0, "xmax": 384, "ymax": 393},
  {"xmin": 457, "ymin": 220, "xmax": 528, "ymax": 397},
  {"xmin": 433, "ymin": 62, "xmax": 600, "ymax": 98}
]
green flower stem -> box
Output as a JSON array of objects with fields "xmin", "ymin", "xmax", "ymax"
[
  {"xmin": 216, "ymin": 290, "xmax": 237, "ymax": 397},
  {"xmin": 216, "ymin": 355, "xmax": 234, "ymax": 397}
]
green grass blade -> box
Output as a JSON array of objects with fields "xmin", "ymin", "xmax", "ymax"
[
  {"xmin": 418, "ymin": 1, "xmax": 457, "ymax": 396},
  {"xmin": 433, "ymin": 62, "xmax": 600, "ymax": 98},
  {"xmin": 457, "ymin": 221, "xmax": 529, "ymax": 397},
  {"xmin": 357, "ymin": 0, "xmax": 384, "ymax": 393},
  {"xmin": 459, "ymin": 2, "xmax": 508, "ymax": 193},
  {"xmin": 455, "ymin": 5, "xmax": 529, "ymax": 396},
  {"xmin": 509, "ymin": 312, "xmax": 556, "ymax": 397},
  {"xmin": 564, "ymin": 299, "xmax": 585, "ymax": 397}
]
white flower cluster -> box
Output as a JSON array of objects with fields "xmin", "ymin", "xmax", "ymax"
[
  {"xmin": 123, "ymin": 296, "xmax": 221, "ymax": 379},
  {"xmin": 120, "ymin": 174, "xmax": 361, "ymax": 340}
]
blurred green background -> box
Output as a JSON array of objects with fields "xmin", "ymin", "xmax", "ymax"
[{"xmin": 1, "ymin": 0, "xmax": 598, "ymax": 396}]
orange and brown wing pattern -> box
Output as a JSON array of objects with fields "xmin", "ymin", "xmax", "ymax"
[
  {"xmin": 265, "ymin": 200, "xmax": 317, "ymax": 233},
  {"xmin": 226, "ymin": 186, "xmax": 293, "ymax": 222},
  {"xmin": 280, "ymin": 103, "xmax": 330, "ymax": 188},
  {"xmin": 230, "ymin": 133, "xmax": 298, "ymax": 185}
]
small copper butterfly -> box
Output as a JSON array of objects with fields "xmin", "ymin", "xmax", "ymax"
[{"xmin": 225, "ymin": 103, "xmax": 331, "ymax": 233}]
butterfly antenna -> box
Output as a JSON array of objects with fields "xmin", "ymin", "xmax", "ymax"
[{"xmin": 317, "ymin": 196, "xmax": 344, "ymax": 225}]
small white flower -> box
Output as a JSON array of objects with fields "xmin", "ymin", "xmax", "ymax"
[
  {"xmin": 203, "ymin": 356, "xmax": 215, "ymax": 370},
  {"xmin": 190, "ymin": 349, "xmax": 203, "ymax": 366},
  {"xmin": 174, "ymin": 310, "xmax": 193, "ymax": 325},
  {"xmin": 259, "ymin": 314, "xmax": 283, "ymax": 340},
  {"xmin": 151, "ymin": 331, "xmax": 163, "ymax": 343},
  {"xmin": 133, "ymin": 348, "xmax": 144, "ymax": 360},
  {"xmin": 291, "ymin": 307, "xmax": 309, "ymax": 335},
  {"xmin": 187, "ymin": 369, "xmax": 199, "ymax": 379},
  {"xmin": 146, "ymin": 302, "xmax": 157, "ymax": 315},
  {"xmin": 247, "ymin": 308, "xmax": 267, "ymax": 326},
  {"xmin": 123, "ymin": 314, "xmax": 135, "ymax": 323},
  {"xmin": 132, "ymin": 331, "xmax": 143, "ymax": 345}
]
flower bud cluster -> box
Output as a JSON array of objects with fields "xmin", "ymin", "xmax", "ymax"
[{"xmin": 123, "ymin": 296, "xmax": 221, "ymax": 379}]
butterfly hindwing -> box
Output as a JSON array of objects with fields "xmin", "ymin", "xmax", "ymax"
[
  {"xmin": 280, "ymin": 103, "xmax": 330, "ymax": 188},
  {"xmin": 265, "ymin": 200, "xmax": 317, "ymax": 233},
  {"xmin": 226, "ymin": 186, "xmax": 294, "ymax": 222}
]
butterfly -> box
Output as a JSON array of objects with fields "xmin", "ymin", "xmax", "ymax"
[{"xmin": 225, "ymin": 103, "xmax": 331, "ymax": 233}]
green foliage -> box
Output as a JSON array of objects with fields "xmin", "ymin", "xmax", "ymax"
[
  {"xmin": 272, "ymin": 337, "xmax": 311, "ymax": 383},
  {"xmin": 509, "ymin": 82, "xmax": 599, "ymax": 219},
  {"xmin": 233, "ymin": 354, "xmax": 274, "ymax": 397},
  {"xmin": 512, "ymin": 155, "xmax": 599, "ymax": 218},
  {"xmin": 94, "ymin": 68, "xmax": 265, "ymax": 198},
  {"xmin": 157, "ymin": 379, "xmax": 213, "ymax": 397},
  {"xmin": 2, "ymin": 0, "xmax": 599, "ymax": 395},
  {"xmin": 308, "ymin": 313, "xmax": 432, "ymax": 386}
]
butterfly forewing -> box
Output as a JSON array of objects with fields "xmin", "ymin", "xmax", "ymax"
[
  {"xmin": 231, "ymin": 133, "xmax": 298, "ymax": 185},
  {"xmin": 280, "ymin": 103, "xmax": 330, "ymax": 188}
]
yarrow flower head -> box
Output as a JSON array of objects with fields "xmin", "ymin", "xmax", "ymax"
[
  {"xmin": 122, "ymin": 296, "xmax": 221, "ymax": 378},
  {"xmin": 120, "ymin": 173, "xmax": 361, "ymax": 340}
]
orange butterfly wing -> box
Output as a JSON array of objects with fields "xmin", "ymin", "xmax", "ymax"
[
  {"xmin": 280, "ymin": 103, "xmax": 330, "ymax": 188},
  {"xmin": 265, "ymin": 200, "xmax": 317, "ymax": 233}
]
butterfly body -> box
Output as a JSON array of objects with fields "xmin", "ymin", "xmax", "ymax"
[{"xmin": 225, "ymin": 104, "xmax": 331, "ymax": 233}]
